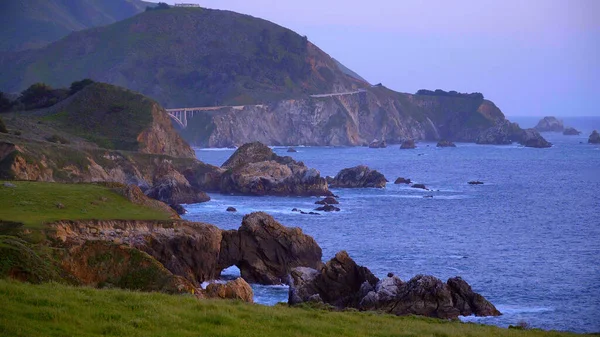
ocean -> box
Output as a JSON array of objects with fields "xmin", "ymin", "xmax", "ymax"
[{"xmin": 183, "ymin": 117, "xmax": 600, "ymax": 333}]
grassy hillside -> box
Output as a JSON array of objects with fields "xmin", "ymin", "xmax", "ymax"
[
  {"xmin": 0, "ymin": 7, "xmax": 367, "ymax": 107},
  {"xmin": 0, "ymin": 181, "xmax": 172, "ymax": 229},
  {"xmin": 0, "ymin": 0, "xmax": 149, "ymax": 52},
  {"xmin": 0, "ymin": 280, "xmax": 587, "ymax": 337}
]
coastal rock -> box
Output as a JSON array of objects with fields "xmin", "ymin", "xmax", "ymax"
[
  {"xmin": 219, "ymin": 142, "xmax": 331, "ymax": 196},
  {"xmin": 145, "ymin": 162, "xmax": 210, "ymax": 204},
  {"xmin": 436, "ymin": 140, "xmax": 456, "ymax": 147},
  {"xmin": 563, "ymin": 127, "xmax": 581, "ymax": 136},
  {"xmin": 170, "ymin": 204, "xmax": 186, "ymax": 215},
  {"xmin": 315, "ymin": 196, "xmax": 339, "ymax": 205},
  {"xmin": 289, "ymin": 252, "xmax": 501, "ymax": 319},
  {"xmin": 219, "ymin": 212, "xmax": 323, "ymax": 285},
  {"xmin": 400, "ymin": 139, "xmax": 416, "ymax": 149},
  {"xmin": 205, "ymin": 278, "xmax": 253, "ymax": 303},
  {"xmin": 287, "ymin": 147, "xmax": 297, "ymax": 153},
  {"xmin": 588, "ymin": 130, "xmax": 600, "ymax": 144},
  {"xmin": 519, "ymin": 129, "xmax": 552, "ymax": 148},
  {"xmin": 226, "ymin": 206, "xmax": 237, "ymax": 212},
  {"xmin": 475, "ymin": 120, "xmax": 521, "ymax": 145},
  {"xmin": 315, "ymin": 205, "xmax": 340, "ymax": 212},
  {"xmin": 328, "ymin": 165, "xmax": 387, "ymax": 188},
  {"xmin": 369, "ymin": 139, "xmax": 387, "ymax": 148},
  {"xmin": 394, "ymin": 177, "xmax": 411, "ymax": 184},
  {"xmin": 113, "ymin": 184, "xmax": 179, "ymax": 219},
  {"xmin": 534, "ymin": 116, "xmax": 564, "ymax": 132},
  {"xmin": 411, "ymin": 183, "xmax": 428, "ymax": 190}
]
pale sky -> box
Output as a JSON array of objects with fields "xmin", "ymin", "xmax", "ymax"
[{"xmin": 152, "ymin": 0, "xmax": 600, "ymax": 116}]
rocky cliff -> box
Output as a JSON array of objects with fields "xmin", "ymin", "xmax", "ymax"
[
  {"xmin": 178, "ymin": 86, "xmax": 545, "ymax": 147},
  {"xmin": 534, "ymin": 116, "xmax": 564, "ymax": 132}
]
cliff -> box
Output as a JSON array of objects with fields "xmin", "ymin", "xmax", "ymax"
[{"xmin": 178, "ymin": 86, "xmax": 525, "ymax": 147}]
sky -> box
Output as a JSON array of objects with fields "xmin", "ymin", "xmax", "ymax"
[{"xmin": 152, "ymin": 0, "xmax": 599, "ymax": 117}]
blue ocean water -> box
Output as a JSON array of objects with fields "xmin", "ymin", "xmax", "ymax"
[{"xmin": 184, "ymin": 122, "xmax": 600, "ymax": 333}]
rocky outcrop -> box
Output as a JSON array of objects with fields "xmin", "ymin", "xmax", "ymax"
[
  {"xmin": 394, "ymin": 177, "xmax": 411, "ymax": 184},
  {"xmin": 400, "ymin": 139, "xmax": 416, "ymax": 149},
  {"xmin": 288, "ymin": 252, "xmax": 500, "ymax": 319},
  {"xmin": 411, "ymin": 184, "xmax": 428, "ymax": 190},
  {"xmin": 534, "ymin": 116, "xmax": 564, "ymax": 132},
  {"xmin": 369, "ymin": 140, "xmax": 387, "ymax": 148},
  {"xmin": 219, "ymin": 142, "xmax": 331, "ymax": 196},
  {"xmin": 315, "ymin": 204, "xmax": 340, "ymax": 212},
  {"xmin": 287, "ymin": 147, "xmax": 297, "ymax": 153},
  {"xmin": 589, "ymin": 130, "xmax": 600, "ymax": 144},
  {"xmin": 563, "ymin": 127, "xmax": 581, "ymax": 135},
  {"xmin": 476, "ymin": 121, "xmax": 551, "ymax": 148},
  {"xmin": 519, "ymin": 129, "xmax": 552, "ymax": 148},
  {"xmin": 219, "ymin": 212, "xmax": 323, "ymax": 285},
  {"xmin": 205, "ymin": 278, "xmax": 253, "ymax": 303},
  {"xmin": 328, "ymin": 165, "xmax": 386, "ymax": 188},
  {"xmin": 145, "ymin": 162, "xmax": 210, "ymax": 204},
  {"xmin": 437, "ymin": 140, "xmax": 456, "ymax": 147},
  {"xmin": 315, "ymin": 196, "xmax": 339, "ymax": 205}
]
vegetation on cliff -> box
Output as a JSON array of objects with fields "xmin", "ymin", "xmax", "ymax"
[
  {"xmin": 0, "ymin": 0, "xmax": 148, "ymax": 52},
  {"xmin": 0, "ymin": 7, "xmax": 366, "ymax": 107},
  {"xmin": 0, "ymin": 280, "xmax": 587, "ymax": 337}
]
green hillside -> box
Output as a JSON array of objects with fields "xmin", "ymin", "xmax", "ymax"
[
  {"xmin": 0, "ymin": 7, "xmax": 367, "ymax": 108},
  {"xmin": 0, "ymin": 0, "xmax": 149, "ymax": 52}
]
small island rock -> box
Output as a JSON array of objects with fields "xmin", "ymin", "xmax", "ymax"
[
  {"xmin": 315, "ymin": 204, "xmax": 340, "ymax": 212},
  {"xmin": 400, "ymin": 139, "xmax": 416, "ymax": 149},
  {"xmin": 394, "ymin": 177, "xmax": 411, "ymax": 184},
  {"xmin": 287, "ymin": 147, "xmax": 297, "ymax": 153},
  {"xmin": 411, "ymin": 183, "xmax": 428, "ymax": 190},
  {"xmin": 563, "ymin": 127, "xmax": 581, "ymax": 136},
  {"xmin": 315, "ymin": 196, "xmax": 339, "ymax": 205},
  {"xmin": 436, "ymin": 140, "xmax": 456, "ymax": 148},
  {"xmin": 588, "ymin": 130, "xmax": 600, "ymax": 144},
  {"xmin": 226, "ymin": 206, "xmax": 237, "ymax": 212},
  {"xmin": 368, "ymin": 139, "xmax": 387, "ymax": 148},
  {"xmin": 328, "ymin": 165, "xmax": 387, "ymax": 188},
  {"xmin": 534, "ymin": 116, "xmax": 564, "ymax": 132}
]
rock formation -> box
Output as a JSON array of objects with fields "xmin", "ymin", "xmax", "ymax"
[
  {"xmin": 328, "ymin": 166, "xmax": 387, "ymax": 188},
  {"xmin": 314, "ymin": 205, "xmax": 340, "ymax": 212},
  {"xmin": 219, "ymin": 142, "xmax": 331, "ymax": 196},
  {"xmin": 589, "ymin": 130, "xmax": 600, "ymax": 144},
  {"xmin": 315, "ymin": 196, "xmax": 339, "ymax": 205},
  {"xmin": 411, "ymin": 184, "xmax": 428, "ymax": 190},
  {"xmin": 534, "ymin": 116, "xmax": 564, "ymax": 132},
  {"xmin": 369, "ymin": 140, "xmax": 387, "ymax": 148},
  {"xmin": 400, "ymin": 139, "xmax": 416, "ymax": 149},
  {"xmin": 563, "ymin": 127, "xmax": 581, "ymax": 135},
  {"xmin": 205, "ymin": 278, "xmax": 253, "ymax": 303},
  {"xmin": 145, "ymin": 161, "xmax": 210, "ymax": 204},
  {"xmin": 437, "ymin": 140, "xmax": 456, "ymax": 147},
  {"xmin": 288, "ymin": 251, "xmax": 501, "ymax": 319},
  {"xmin": 476, "ymin": 120, "xmax": 551, "ymax": 148},
  {"xmin": 394, "ymin": 177, "xmax": 411, "ymax": 184},
  {"xmin": 519, "ymin": 129, "xmax": 552, "ymax": 148}
]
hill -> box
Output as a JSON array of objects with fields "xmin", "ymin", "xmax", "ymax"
[
  {"xmin": 0, "ymin": 7, "xmax": 367, "ymax": 107},
  {"xmin": 0, "ymin": 0, "xmax": 149, "ymax": 52}
]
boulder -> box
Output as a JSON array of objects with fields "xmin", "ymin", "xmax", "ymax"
[
  {"xmin": 226, "ymin": 207, "xmax": 237, "ymax": 212},
  {"xmin": 287, "ymin": 147, "xmax": 297, "ymax": 153},
  {"xmin": 436, "ymin": 140, "xmax": 456, "ymax": 147},
  {"xmin": 411, "ymin": 183, "xmax": 428, "ymax": 190},
  {"xmin": 369, "ymin": 139, "xmax": 387, "ymax": 148},
  {"xmin": 205, "ymin": 278, "xmax": 253, "ymax": 303},
  {"xmin": 534, "ymin": 116, "xmax": 564, "ymax": 132},
  {"xmin": 400, "ymin": 139, "xmax": 416, "ymax": 149},
  {"xmin": 519, "ymin": 129, "xmax": 552, "ymax": 148},
  {"xmin": 219, "ymin": 212, "xmax": 323, "ymax": 285},
  {"xmin": 170, "ymin": 204, "xmax": 187, "ymax": 215},
  {"xmin": 145, "ymin": 162, "xmax": 210, "ymax": 204},
  {"xmin": 588, "ymin": 130, "xmax": 600, "ymax": 144},
  {"xmin": 394, "ymin": 177, "xmax": 411, "ymax": 184},
  {"xmin": 315, "ymin": 205, "xmax": 340, "ymax": 212},
  {"xmin": 289, "ymin": 252, "xmax": 501, "ymax": 320},
  {"xmin": 315, "ymin": 196, "xmax": 339, "ymax": 205},
  {"xmin": 563, "ymin": 127, "xmax": 581, "ymax": 136},
  {"xmin": 219, "ymin": 142, "xmax": 331, "ymax": 196},
  {"xmin": 328, "ymin": 165, "xmax": 387, "ymax": 188}
]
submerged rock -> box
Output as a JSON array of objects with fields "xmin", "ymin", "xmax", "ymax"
[
  {"xmin": 588, "ymin": 130, "xmax": 600, "ymax": 144},
  {"xmin": 400, "ymin": 139, "xmax": 416, "ymax": 149},
  {"xmin": 411, "ymin": 183, "xmax": 428, "ymax": 190},
  {"xmin": 394, "ymin": 177, "xmax": 411, "ymax": 184},
  {"xmin": 315, "ymin": 205, "xmax": 340, "ymax": 212},
  {"xmin": 436, "ymin": 140, "xmax": 456, "ymax": 147},
  {"xmin": 289, "ymin": 251, "xmax": 501, "ymax": 319},
  {"xmin": 534, "ymin": 116, "xmax": 564, "ymax": 132},
  {"xmin": 328, "ymin": 165, "xmax": 387, "ymax": 188},
  {"xmin": 226, "ymin": 206, "xmax": 237, "ymax": 212},
  {"xmin": 563, "ymin": 127, "xmax": 581, "ymax": 136}
]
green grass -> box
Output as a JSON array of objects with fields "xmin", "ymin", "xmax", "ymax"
[
  {"xmin": 0, "ymin": 280, "xmax": 589, "ymax": 337},
  {"xmin": 0, "ymin": 181, "xmax": 172, "ymax": 229}
]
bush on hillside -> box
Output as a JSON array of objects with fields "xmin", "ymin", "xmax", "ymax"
[
  {"xmin": 69, "ymin": 79, "xmax": 94, "ymax": 95},
  {"xmin": 18, "ymin": 83, "xmax": 68, "ymax": 110},
  {"xmin": 45, "ymin": 134, "xmax": 70, "ymax": 144},
  {"xmin": 416, "ymin": 89, "xmax": 484, "ymax": 100},
  {"xmin": 0, "ymin": 117, "xmax": 7, "ymax": 133},
  {"xmin": 146, "ymin": 2, "xmax": 170, "ymax": 11},
  {"xmin": 0, "ymin": 92, "xmax": 13, "ymax": 113}
]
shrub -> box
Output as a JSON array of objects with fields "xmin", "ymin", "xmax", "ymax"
[
  {"xmin": 45, "ymin": 134, "xmax": 70, "ymax": 144},
  {"xmin": 69, "ymin": 79, "xmax": 94, "ymax": 95},
  {"xmin": 0, "ymin": 117, "xmax": 7, "ymax": 133},
  {"xmin": 146, "ymin": 2, "xmax": 170, "ymax": 11},
  {"xmin": 0, "ymin": 91, "xmax": 13, "ymax": 112}
]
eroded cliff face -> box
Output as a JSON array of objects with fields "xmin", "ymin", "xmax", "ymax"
[{"xmin": 180, "ymin": 87, "xmax": 508, "ymax": 147}]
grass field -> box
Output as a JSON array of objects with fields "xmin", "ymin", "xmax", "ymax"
[
  {"xmin": 0, "ymin": 181, "xmax": 172, "ymax": 229},
  {"xmin": 0, "ymin": 280, "xmax": 590, "ymax": 337}
]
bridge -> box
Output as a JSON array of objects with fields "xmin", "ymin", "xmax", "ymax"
[{"xmin": 166, "ymin": 89, "xmax": 367, "ymax": 128}]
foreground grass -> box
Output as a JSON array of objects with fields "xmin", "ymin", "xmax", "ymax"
[
  {"xmin": 0, "ymin": 181, "xmax": 171, "ymax": 229},
  {"xmin": 0, "ymin": 280, "xmax": 588, "ymax": 337}
]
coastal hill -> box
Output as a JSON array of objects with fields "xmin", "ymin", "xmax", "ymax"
[
  {"xmin": 0, "ymin": 6, "xmax": 367, "ymax": 107},
  {"xmin": 0, "ymin": 0, "xmax": 149, "ymax": 52}
]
